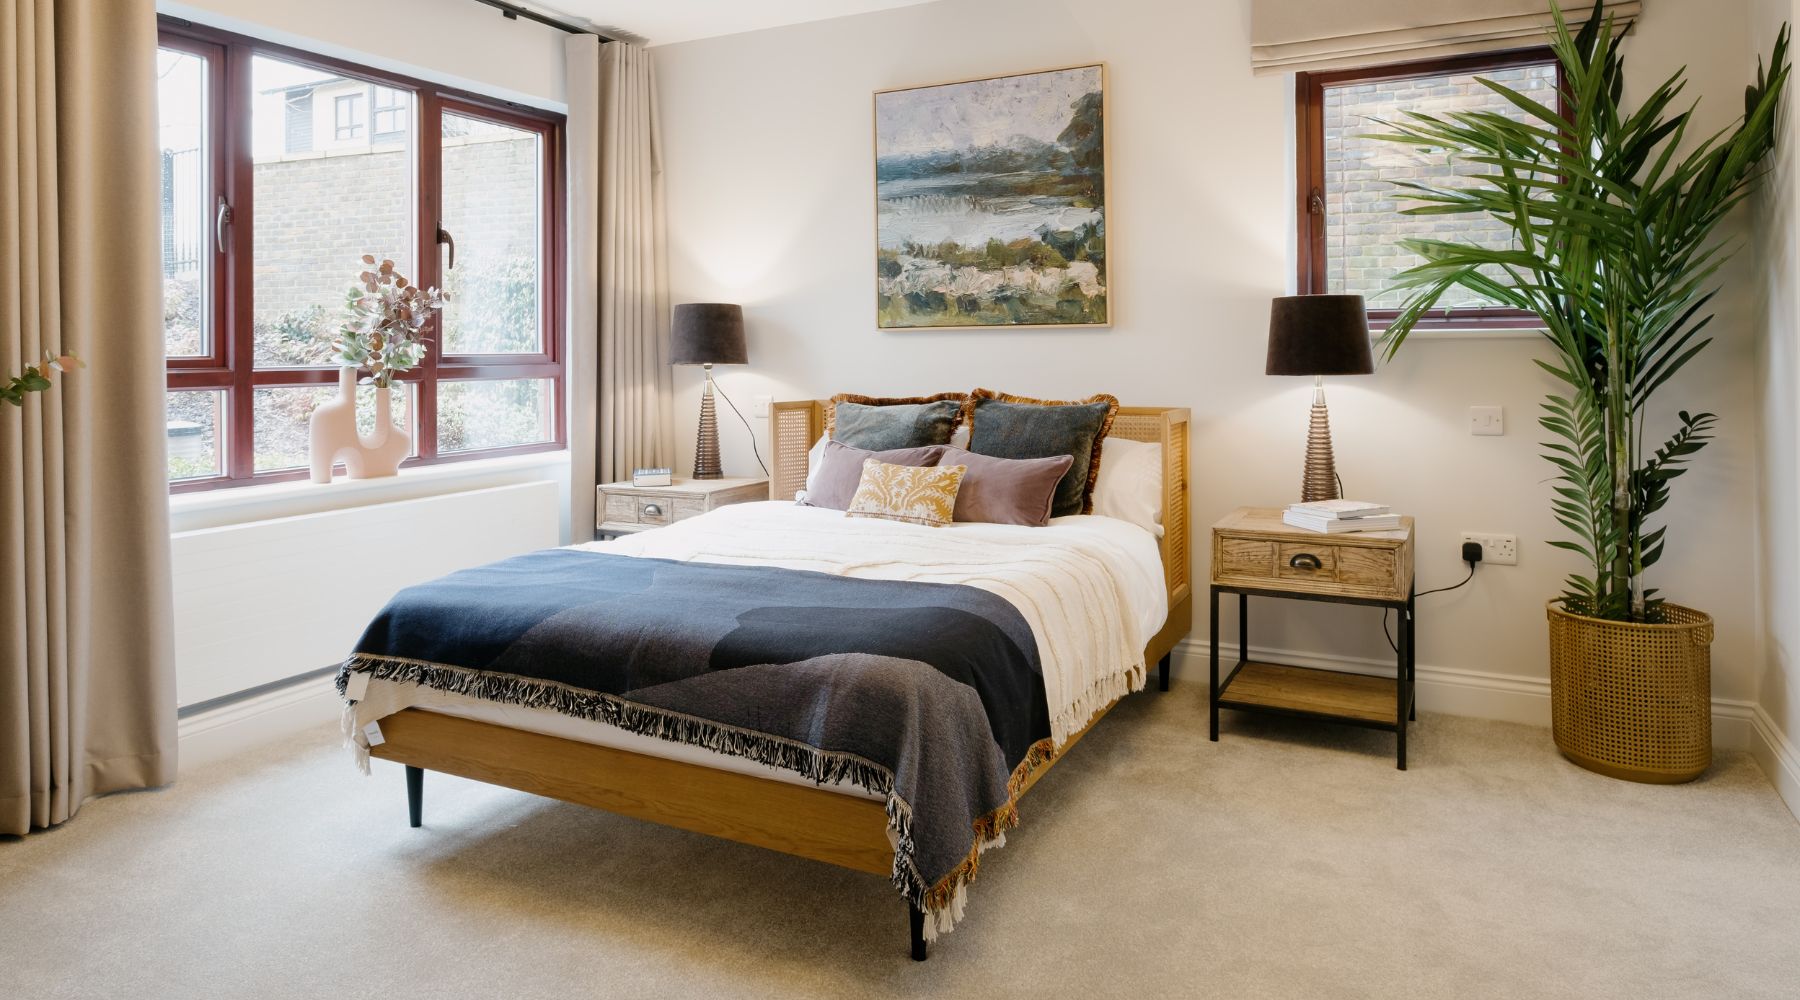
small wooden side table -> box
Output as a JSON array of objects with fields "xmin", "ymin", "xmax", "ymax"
[
  {"xmin": 596, "ymin": 477, "xmax": 769, "ymax": 538},
  {"xmin": 1209, "ymin": 507, "xmax": 1417, "ymax": 769}
]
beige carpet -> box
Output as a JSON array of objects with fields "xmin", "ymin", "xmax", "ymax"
[{"xmin": 4, "ymin": 685, "xmax": 1798, "ymax": 1000}]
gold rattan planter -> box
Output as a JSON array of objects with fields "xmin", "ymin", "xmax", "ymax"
[{"xmin": 1546, "ymin": 601, "xmax": 1714, "ymax": 783}]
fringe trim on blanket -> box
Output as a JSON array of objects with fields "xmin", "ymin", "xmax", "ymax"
[
  {"xmin": 1051, "ymin": 659, "xmax": 1146, "ymax": 749},
  {"xmin": 336, "ymin": 656, "xmax": 1074, "ymax": 940}
]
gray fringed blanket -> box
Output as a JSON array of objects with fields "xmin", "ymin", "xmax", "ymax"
[{"xmin": 336, "ymin": 549, "xmax": 1056, "ymax": 932}]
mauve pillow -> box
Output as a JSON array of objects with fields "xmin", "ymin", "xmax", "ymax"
[
  {"xmin": 939, "ymin": 446, "xmax": 1073, "ymax": 527},
  {"xmin": 803, "ymin": 439, "xmax": 946, "ymax": 511}
]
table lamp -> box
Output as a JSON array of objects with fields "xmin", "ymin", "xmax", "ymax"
[
  {"xmin": 1265, "ymin": 294, "xmax": 1374, "ymax": 502},
  {"xmin": 671, "ymin": 302, "xmax": 748, "ymax": 480}
]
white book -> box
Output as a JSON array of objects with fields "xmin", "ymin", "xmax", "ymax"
[
  {"xmin": 1283, "ymin": 510, "xmax": 1403, "ymax": 533},
  {"xmin": 1287, "ymin": 499, "xmax": 1392, "ymax": 519}
]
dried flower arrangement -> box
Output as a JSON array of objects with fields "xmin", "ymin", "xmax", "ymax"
[
  {"xmin": 2, "ymin": 351, "xmax": 81, "ymax": 407},
  {"xmin": 333, "ymin": 255, "xmax": 447, "ymax": 388}
]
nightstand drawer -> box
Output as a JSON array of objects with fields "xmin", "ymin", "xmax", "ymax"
[
  {"xmin": 1218, "ymin": 538, "xmax": 1275, "ymax": 577},
  {"xmin": 1211, "ymin": 508, "xmax": 1413, "ymax": 602},
  {"xmin": 596, "ymin": 477, "xmax": 770, "ymax": 537},
  {"xmin": 1276, "ymin": 542, "xmax": 1337, "ymax": 582},
  {"xmin": 1337, "ymin": 546, "xmax": 1401, "ymax": 590},
  {"xmin": 672, "ymin": 495, "xmax": 708, "ymax": 522},
  {"xmin": 635, "ymin": 497, "xmax": 672, "ymax": 526},
  {"xmin": 604, "ymin": 495, "xmax": 639, "ymax": 525}
]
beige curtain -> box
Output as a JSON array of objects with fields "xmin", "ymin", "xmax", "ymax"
[
  {"xmin": 1, "ymin": 0, "xmax": 178, "ymax": 834},
  {"xmin": 566, "ymin": 35, "xmax": 674, "ymax": 541},
  {"xmin": 1251, "ymin": 1, "xmax": 1642, "ymax": 75}
]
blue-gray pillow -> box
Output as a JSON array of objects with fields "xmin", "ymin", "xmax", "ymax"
[
  {"xmin": 827, "ymin": 392, "xmax": 966, "ymax": 450},
  {"xmin": 963, "ymin": 390, "xmax": 1120, "ymax": 517}
]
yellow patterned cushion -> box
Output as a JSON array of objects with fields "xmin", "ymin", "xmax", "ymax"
[{"xmin": 845, "ymin": 459, "xmax": 966, "ymax": 527}]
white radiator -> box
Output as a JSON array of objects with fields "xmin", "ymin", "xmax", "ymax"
[{"xmin": 171, "ymin": 480, "xmax": 560, "ymax": 708}]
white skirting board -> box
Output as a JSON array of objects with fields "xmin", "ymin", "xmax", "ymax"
[
  {"xmin": 179, "ymin": 675, "xmax": 344, "ymax": 772},
  {"xmin": 1172, "ymin": 639, "xmax": 1800, "ymax": 822}
]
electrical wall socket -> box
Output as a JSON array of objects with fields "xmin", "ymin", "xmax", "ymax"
[{"xmin": 1461, "ymin": 531, "xmax": 1518, "ymax": 565}]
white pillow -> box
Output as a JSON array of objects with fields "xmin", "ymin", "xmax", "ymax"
[
  {"xmin": 801, "ymin": 433, "xmax": 829, "ymax": 500},
  {"xmin": 1091, "ymin": 436, "xmax": 1163, "ymax": 537}
]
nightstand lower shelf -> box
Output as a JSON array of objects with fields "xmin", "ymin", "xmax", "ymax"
[
  {"xmin": 1208, "ymin": 581, "xmax": 1416, "ymax": 769},
  {"xmin": 1216, "ymin": 661, "xmax": 1409, "ymax": 728}
]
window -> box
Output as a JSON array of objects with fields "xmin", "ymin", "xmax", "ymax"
[
  {"xmin": 1296, "ymin": 49, "xmax": 1561, "ymax": 329},
  {"xmin": 371, "ymin": 86, "xmax": 407, "ymax": 141},
  {"xmin": 333, "ymin": 92, "xmax": 364, "ymax": 140},
  {"xmin": 157, "ymin": 18, "xmax": 564, "ymax": 491}
]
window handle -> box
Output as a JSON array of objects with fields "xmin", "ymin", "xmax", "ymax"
[
  {"xmin": 215, "ymin": 196, "xmax": 233, "ymax": 253},
  {"xmin": 436, "ymin": 224, "xmax": 456, "ymax": 271},
  {"xmin": 1308, "ymin": 187, "xmax": 1324, "ymax": 216}
]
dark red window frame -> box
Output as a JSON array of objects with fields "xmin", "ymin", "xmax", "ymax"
[
  {"xmin": 1295, "ymin": 47, "xmax": 1563, "ymax": 331},
  {"xmin": 159, "ymin": 16, "xmax": 567, "ymax": 493}
]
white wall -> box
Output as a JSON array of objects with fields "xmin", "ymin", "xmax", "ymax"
[
  {"xmin": 159, "ymin": 0, "xmax": 568, "ymax": 110},
  {"xmin": 1750, "ymin": 0, "xmax": 1800, "ymax": 809},
  {"xmin": 656, "ymin": 0, "xmax": 1770, "ymax": 715}
]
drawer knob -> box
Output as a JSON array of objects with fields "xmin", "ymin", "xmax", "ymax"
[
  {"xmin": 642, "ymin": 503, "xmax": 663, "ymax": 516},
  {"xmin": 1288, "ymin": 552, "xmax": 1323, "ymax": 570}
]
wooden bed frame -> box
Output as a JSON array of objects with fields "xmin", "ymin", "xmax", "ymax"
[{"xmin": 367, "ymin": 401, "xmax": 1191, "ymax": 960}]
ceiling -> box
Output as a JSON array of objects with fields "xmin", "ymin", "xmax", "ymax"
[{"xmin": 535, "ymin": 0, "xmax": 940, "ymax": 46}]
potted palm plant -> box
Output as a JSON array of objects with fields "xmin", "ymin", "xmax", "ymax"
[{"xmin": 1369, "ymin": 4, "xmax": 1790, "ymax": 782}]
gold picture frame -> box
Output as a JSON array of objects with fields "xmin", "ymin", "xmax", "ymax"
[{"xmin": 872, "ymin": 63, "xmax": 1112, "ymax": 331}]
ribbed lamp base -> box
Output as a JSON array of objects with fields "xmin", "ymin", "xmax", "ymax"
[
  {"xmin": 693, "ymin": 370, "xmax": 722, "ymax": 480},
  {"xmin": 1301, "ymin": 399, "xmax": 1339, "ymax": 502}
]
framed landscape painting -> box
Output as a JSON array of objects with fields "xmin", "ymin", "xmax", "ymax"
[{"xmin": 874, "ymin": 64, "xmax": 1109, "ymax": 330}]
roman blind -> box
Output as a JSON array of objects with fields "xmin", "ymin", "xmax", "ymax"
[{"xmin": 1251, "ymin": 1, "xmax": 1642, "ymax": 75}]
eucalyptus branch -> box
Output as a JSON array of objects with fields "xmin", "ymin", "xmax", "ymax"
[{"xmin": 2, "ymin": 352, "xmax": 81, "ymax": 407}]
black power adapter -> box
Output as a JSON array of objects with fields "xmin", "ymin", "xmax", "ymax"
[{"xmin": 1462, "ymin": 540, "xmax": 1485, "ymax": 564}]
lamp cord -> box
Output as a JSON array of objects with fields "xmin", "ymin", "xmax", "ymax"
[
  {"xmin": 1337, "ymin": 471, "xmax": 1478, "ymax": 655},
  {"xmin": 711, "ymin": 381, "xmax": 768, "ymax": 477},
  {"xmin": 1381, "ymin": 561, "xmax": 1476, "ymax": 653}
]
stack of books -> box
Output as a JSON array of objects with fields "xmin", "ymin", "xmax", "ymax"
[{"xmin": 1282, "ymin": 499, "xmax": 1403, "ymax": 533}]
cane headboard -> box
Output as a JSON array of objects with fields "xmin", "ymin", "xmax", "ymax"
[{"xmin": 767, "ymin": 400, "xmax": 1192, "ymax": 660}]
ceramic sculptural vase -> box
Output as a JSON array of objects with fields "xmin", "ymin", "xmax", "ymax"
[{"xmin": 309, "ymin": 367, "xmax": 411, "ymax": 483}]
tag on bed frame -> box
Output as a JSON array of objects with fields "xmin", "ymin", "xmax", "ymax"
[
  {"xmin": 344, "ymin": 672, "xmax": 370, "ymax": 702},
  {"xmin": 362, "ymin": 721, "xmax": 386, "ymax": 747}
]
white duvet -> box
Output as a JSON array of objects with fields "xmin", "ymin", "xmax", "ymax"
[{"xmin": 582, "ymin": 501, "xmax": 1168, "ymax": 746}]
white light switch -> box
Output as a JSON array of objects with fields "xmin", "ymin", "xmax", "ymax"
[
  {"xmin": 1469, "ymin": 405, "xmax": 1504, "ymax": 436},
  {"xmin": 753, "ymin": 394, "xmax": 772, "ymax": 418}
]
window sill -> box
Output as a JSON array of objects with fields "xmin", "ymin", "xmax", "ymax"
[{"xmin": 169, "ymin": 450, "xmax": 569, "ymax": 533}]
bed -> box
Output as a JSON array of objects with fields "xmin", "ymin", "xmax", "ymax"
[{"xmin": 338, "ymin": 400, "xmax": 1191, "ymax": 960}]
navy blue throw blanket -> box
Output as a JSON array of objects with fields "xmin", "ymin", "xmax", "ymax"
[{"xmin": 337, "ymin": 549, "xmax": 1055, "ymax": 925}]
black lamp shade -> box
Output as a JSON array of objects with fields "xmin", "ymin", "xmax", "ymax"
[
  {"xmin": 671, "ymin": 303, "xmax": 748, "ymax": 366},
  {"xmin": 1265, "ymin": 294, "xmax": 1374, "ymax": 376}
]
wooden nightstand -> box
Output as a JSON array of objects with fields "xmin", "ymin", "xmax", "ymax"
[
  {"xmin": 1209, "ymin": 506, "xmax": 1417, "ymax": 769},
  {"xmin": 596, "ymin": 477, "xmax": 769, "ymax": 538}
]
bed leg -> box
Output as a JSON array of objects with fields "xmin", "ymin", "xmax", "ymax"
[
  {"xmin": 909, "ymin": 904, "xmax": 927, "ymax": 962},
  {"xmin": 405, "ymin": 765, "xmax": 423, "ymax": 828},
  {"xmin": 1158, "ymin": 652, "xmax": 1171, "ymax": 692}
]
